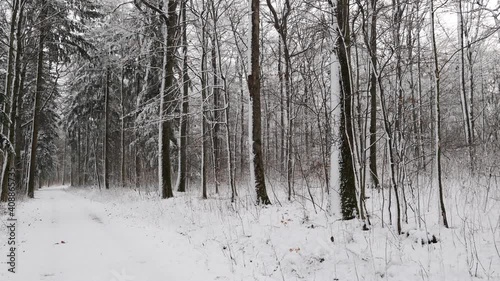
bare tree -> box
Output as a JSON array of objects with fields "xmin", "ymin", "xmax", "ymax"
[
  {"xmin": 249, "ymin": 0, "xmax": 271, "ymax": 205},
  {"xmin": 430, "ymin": 0, "xmax": 449, "ymax": 228}
]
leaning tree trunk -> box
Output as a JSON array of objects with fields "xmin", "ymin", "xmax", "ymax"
[{"xmin": 248, "ymin": 0, "xmax": 271, "ymax": 205}]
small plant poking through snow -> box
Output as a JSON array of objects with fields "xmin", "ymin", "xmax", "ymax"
[{"xmin": 402, "ymin": 229, "xmax": 439, "ymax": 245}]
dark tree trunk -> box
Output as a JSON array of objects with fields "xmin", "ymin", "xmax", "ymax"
[
  {"xmin": 78, "ymin": 128, "xmax": 82, "ymax": 186},
  {"xmin": 177, "ymin": 0, "xmax": 189, "ymax": 192},
  {"xmin": 158, "ymin": 0, "xmax": 178, "ymax": 199},
  {"xmin": 103, "ymin": 66, "xmax": 110, "ymax": 189},
  {"xmin": 249, "ymin": 0, "xmax": 271, "ymax": 205},
  {"xmin": 14, "ymin": 65, "xmax": 26, "ymax": 192},
  {"xmin": 368, "ymin": 0, "xmax": 379, "ymax": 188},
  {"xmin": 337, "ymin": 0, "xmax": 358, "ymax": 219},
  {"xmin": 0, "ymin": 0, "xmax": 23, "ymax": 202},
  {"xmin": 201, "ymin": 9, "xmax": 208, "ymax": 199},
  {"xmin": 27, "ymin": 0, "xmax": 46, "ymax": 198},
  {"xmin": 120, "ymin": 65, "xmax": 125, "ymax": 188},
  {"xmin": 211, "ymin": 32, "xmax": 220, "ymax": 194}
]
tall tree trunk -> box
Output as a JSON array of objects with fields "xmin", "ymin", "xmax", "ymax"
[
  {"xmin": 416, "ymin": 5, "xmax": 425, "ymax": 168},
  {"xmin": 135, "ymin": 66, "xmax": 142, "ymax": 190},
  {"xmin": 120, "ymin": 64, "xmax": 125, "ymax": 188},
  {"xmin": 279, "ymin": 41, "xmax": 285, "ymax": 175},
  {"xmin": 337, "ymin": 0, "xmax": 358, "ymax": 219},
  {"xmin": 368, "ymin": 0, "xmax": 379, "ymax": 188},
  {"xmin": 78, "ymin": 128, "xmax": 82, "ymax": 186},
  {"xmin": 239, "ymin": 62, "xmax": 245, "ymax": 179},
  {"xmin": 201, "ymin": 1, "xmax": 208, "ymax": 199},
  {"xmin": 103, "ymin": 65, "xmax": 110, "ymax": 190},
  {"xmin": 249, "ymin": 0, "xmax": 271, "ymax": 205},
  {"xmin": 84, "ymin": 124, "xmax": 89, "ymax": 185},
  {"xmin": 27, "ymin": 0, "xmax": 46, "ymax": 198},
  {"xmin": 430, "ymin": 0, "xmax": 449, "ymax": 228},
  {"xmin": 1, "ymin": 0, "xmax": 19, "ymax": 132},
  {"xmin": 213, "ymin": 16, "xmax": 237, "ymax": 202},
  {"xmin": 408, "ymin": 8, "xmax": 420, "ymax": 170},
  {"xmin": 14, "ymin": 64, "xmax": 26, "ymax": 192},
  {"xmin": 458, "ymin": 0, "xmax": 474, "ymax": 171},
  {"xmin": 0, "ymin": 0, "xmax": 24, "ymax": 202},
  {"xmin": 211, "ymin": 22, "xmax": 220, "ymax": 194},
  {"xmin": 0, "ymin": 0, "xmax": 23, "ymax": 202},
  {"xmin": 158, "ymin": 0, "xmax": 178, "ymax": 199},
  {"xmin": 266, "ymin": 0, "xmax": 292, "ymax": 200},
  {"xmin": 62, "ymin": 137, "xmax": 67, "ymax": 185},
  {"xmin": 177, "ymin": 0, "xmax": 189, "ymax": 192}
]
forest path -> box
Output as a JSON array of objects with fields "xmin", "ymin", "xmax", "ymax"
[{"xmin": 7, "ymin": 185, "xmax": 214, "ymax": 281}]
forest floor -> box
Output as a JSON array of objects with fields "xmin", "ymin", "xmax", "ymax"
[{"xmin": 0, "ymin": 182, "xmax": 499, "ymax": 281}]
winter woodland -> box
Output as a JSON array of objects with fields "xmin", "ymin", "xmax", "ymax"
[{"xmin": 0, "ymin": 0, "xmax": 500, "ymax": 280}]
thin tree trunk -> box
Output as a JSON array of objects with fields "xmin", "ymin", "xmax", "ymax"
[
  {"xmin": 266, "ymin": 0, "xmax": 292, "ymax": 200},
  {"xmin": 239, "ymin": 63, "xmax": 245, "ymax": 179},
  {"xmin": 78, "ymin": 128, "xmax": 82, "ymax": 186},
  {"xmin": 201, "ymin": 1, "xmax": 208, "ymax": 199},
  {"xmin": 458, "ymin": 0, "xmax": 474, "ymax": 171},
  {"xmin": 93, "ymin": 137, "xmax": 101, "ymax": 189},
  {"xmin": 103, "ymin": 65, "xmax": 110, "ymax": 190},
  {"xmin": 62, "ymin": 137, "xmax": 67, "ymax": 185},
  {"xmin": 135, "ymin": 66, "xmax": 141, "ymax": 190},
  {"xmin": 84, "ymin": 124, "xmax": 89, "ymax": 185},
  {"xmin": 211, "ymin": 7, "xmax": 236, "ymax": 201},
  {"xmin": 120, "ymin": 64, "xmax": 125, "ymax": 188},
  {"xmin": 430, "ymin": 0, "xmax": 449, "ymax": 228},
  {"xmin": 211, "ymin": 27, "xmax": 220, "ymax": 194},
  {"xmin": 416, "ymin": 6, "xmax": 425, "ymax": 168}
]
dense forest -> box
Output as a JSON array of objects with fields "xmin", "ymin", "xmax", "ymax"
[
  {"xmin": 0, "ymin": 0, "xmax": 500, "ymax": 281},
  {"xmin": 1, "ymin": 0, "xmax": 500, "ymax": 279}
]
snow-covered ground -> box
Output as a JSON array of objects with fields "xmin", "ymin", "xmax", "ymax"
[{"xmin": 1, "ymin": 177, "xmax": 499, "ymax": 281}]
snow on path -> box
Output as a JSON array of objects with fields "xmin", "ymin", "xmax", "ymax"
[{"xmin": 1, "ymin": 186, "xmax": 217, "ymax": 281}]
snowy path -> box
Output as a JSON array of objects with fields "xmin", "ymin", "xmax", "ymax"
[{"xmin": 2, "ymin": 186, "xmax": 216, "ymax": 281}]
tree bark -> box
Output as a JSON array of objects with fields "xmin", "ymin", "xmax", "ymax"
[
  {"xmin": 120, "ymin": 64, "xmax": 125, "ymax": 188},
  {"xmin": 458, "ymin": 0, "xmax": 474, "ymax": 171},
  {"xmin": 430, "ymin": 0, "xmax": 449, "ymax": 228},
  {"xmin": 158, "ymin": 0, "xmax": 178, "ymax": 199},
  {"xmin": 368, "ymin": 0, "xmax": 379, "ymax": 188},
  {"xmin": 177, "ymin": 0, "xmax": 189, "ymax": 192},
  {"xmin": 249, "ymin": 0, "xmax": 271, "ymax": 205},
  {"xmin": 103, "ymin": 65, "xmax": 110, "ymax": 189},
  {"xmin": 200, "ymin": 0, "xmax": 208, "ymax": 199},
  {"xmin": 337, "ymin": 0, "xmax": 358, "ymax": 219},
  {"xmin": 0, "ymin": 0, "xmax": 23, "ymax": 202},
  {"xmin": 27, "ymin": 0, "xmax": 46, "ymax": 198}
]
